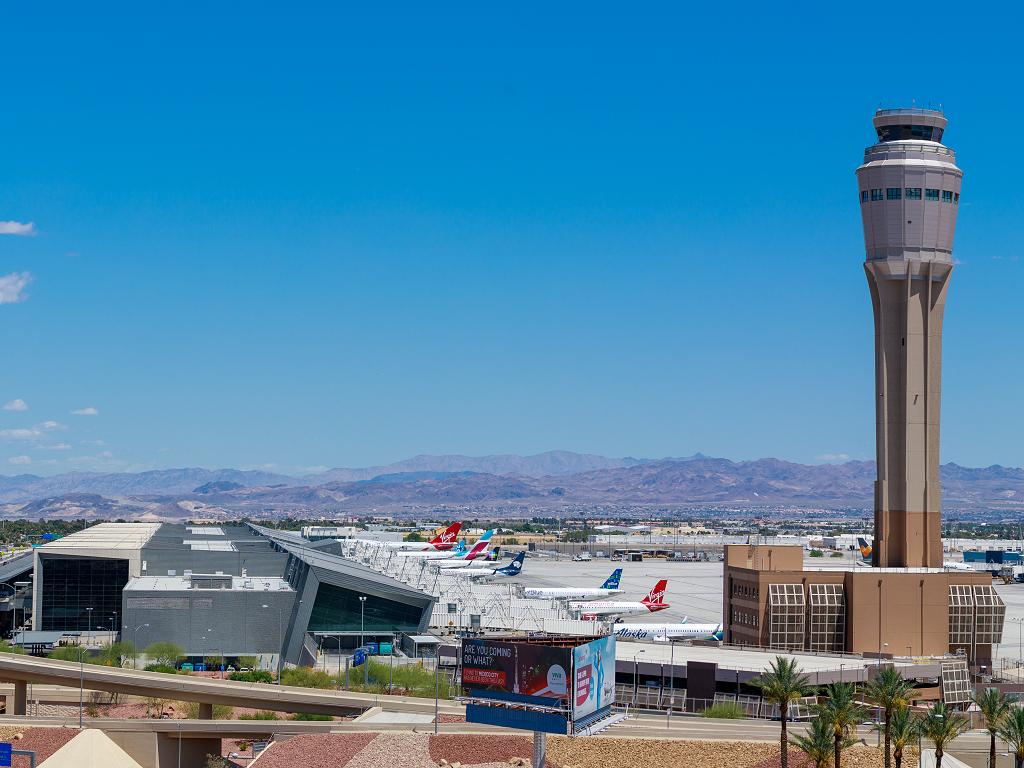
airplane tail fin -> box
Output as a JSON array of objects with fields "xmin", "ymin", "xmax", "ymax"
[
  {"xmin": 857, "ymin": 537, "xmax": 872, "ymax": 560},
  {"xmin": 465, "ymin": 530, "xmax": 495, "ymax": 559},
  {"xmin": 680, "ymin": 615, "xmax": 689, "ymax": 624},
  {"xmin": 641, "ymin": 579, "xmax": 668, "ymax": 608},
  {"xmin": 485, "ymin": 546, "xmax": 501, "ymax": 562},
  {"xmin": 430, "ymin": 522, "xmax": 463, "ymax": 550},
  {"xmin": 498, "ymin": 552, "xmax": 525, "ymax": 575},
  {"xmin": 601, "ymin": 568, "xmax": 622, "ymax": 590}
]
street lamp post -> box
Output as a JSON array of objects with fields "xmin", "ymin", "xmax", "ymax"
[
  {"xmin": 85, "ymin": 607, "xmax": 93, "ymax": 634},
  {"xmin": 132, "ymin": 624, "xmax": 149, "ymax": 668},
  {"xmin": 632, "ymin": 649, "xmax": 646, "ymax": 706},
  {"xmin": 667, "ymin": 640, "xmax": 676, "ymax": 728},
  {"xmin": 434, "ymin": 659, "xmax": 439, "ymax": 736},
  {"xmin": 78, "ymin": 645, "xmax": 85, "ymax": 728},
  {"xmin": 359, "ymin": 596, "xmax": 367, "ymax": 687}
]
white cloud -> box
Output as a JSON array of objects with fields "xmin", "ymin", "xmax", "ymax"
[
  {"xmin": 44, "ymin": 443, "xmax": 72, "ymax": 451},
  {"xmin": 0, "ymin": 428, "xmax": 40, "ymax": 440},
  {"xmin": 816, "ymin": 453, "xmax": 851, "ymax": 463},
  {"xmin": 0, "ymin": 221, "xmax": 35, "ymax": 236},
  {"xmin": 2, "ymin": 399, "xmax": 28, "ymax": 412},
  {"xmin": 38, "ymin": 420, "xmax": 64, "ymax": 431},
  {"xmin": 0, "ymin": 273, "xmax": 32, "ymax": 304},
  {"xmin": 7, "ymin": 455, "xmax": 31, "ymax": 465},
  {"xmin": 71, "ymin": 407, "xmax": 99, "ymax": 416}
]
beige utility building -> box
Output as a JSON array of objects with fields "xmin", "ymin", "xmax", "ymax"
[{"xmin": 723, "ymin": 109, "xmax": 1004, "ymax": 664}]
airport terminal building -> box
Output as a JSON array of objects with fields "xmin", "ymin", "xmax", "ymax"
[{"xmin": 30, "ymin": 522, "xmax": 435, "ymax": 665}]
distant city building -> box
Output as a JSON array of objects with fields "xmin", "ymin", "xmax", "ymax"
[{"xmin": 723, "ymin": 109, "xmax": 1004, "ymax": 664}]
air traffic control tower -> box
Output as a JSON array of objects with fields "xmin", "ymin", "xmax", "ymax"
[
  {"xmin": 722, "ymin": 110, "xmax": 1004, "ymax": 664},
  {"xmin": 857, "ymin": 109, "xmax": 962, "ymax": 568}
]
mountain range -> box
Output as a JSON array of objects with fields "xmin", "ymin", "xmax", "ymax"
[{"xmin": 2, "ymin": 451, "xmax": 1024, "ymax": 518}]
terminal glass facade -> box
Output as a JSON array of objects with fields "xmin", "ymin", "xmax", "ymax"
[
  {"xmin": 767, "ymin": 583, "xmax": 805, "ymax": 651},
  {"xmin": 973, "ymin": 585, "xmax": 1006, "ymax": 645},
  {"xmin": 40, "ymin": 556, "xmax": 129, "ymax": 631},
  {"xmin": 308, "ymin": 583, "xmax": 422, "ymax": 633},
  {"xmin": 948, "ymin": 585, "xmax": 974, "ymax": 647},
  {"xmin": 808, "ymin": 584, "xmax": 845, "ymax": 653}
]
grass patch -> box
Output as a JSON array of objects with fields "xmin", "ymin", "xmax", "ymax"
[{"xmin": 700, "ymin": 702, "xmax": 746, "ymax": 719}]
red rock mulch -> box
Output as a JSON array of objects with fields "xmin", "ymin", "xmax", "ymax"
[
  {"xmin": 253, "ymin": 733, "xmax": 378, "ymax": 768},
  {"xmin": 435, "ymin": 714, "xmax": 466, "ymax": 723},
  {"xmin": 12, "ymin": 727, "xmax": 79, "ymax": 767},
  {"xmin": 749, "ymin": 754, "xmax": 814, "ymax": 768},
  {"xmin": 429, "ymin": 734, "xmax": 544, "ymax": 767}
]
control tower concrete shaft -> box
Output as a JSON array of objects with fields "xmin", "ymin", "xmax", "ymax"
[{"xmin": 856, "ymin": 109, "xmax": 963, "ymax": 568}]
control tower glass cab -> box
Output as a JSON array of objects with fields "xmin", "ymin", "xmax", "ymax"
[{"xmin": 856, "ymin": 109, "xmax": 963, "ymax": 569}]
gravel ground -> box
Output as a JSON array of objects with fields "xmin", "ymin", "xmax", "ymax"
[
  {"xmin": 255, "ymin": 733, "xmax": 378, "ymax": 768},
  {"xmin": 346, "ymin": 733, "xmax": 436, "ymax": 768},
  {"xmin": 430, "ymin": 734, "xmax": 542, "ymax": 767},
  {"xmin": 6, "ymin": 727, "xmax": 79, "ymax": 767}
]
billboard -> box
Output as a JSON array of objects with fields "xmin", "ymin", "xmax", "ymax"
[
  {"xmin": 571, "ymin": 635, "xmax": 615, "ymax": 720},
  {"xmin": 462, "ymin": 639, "xmax": 571, "ymax": 703}
]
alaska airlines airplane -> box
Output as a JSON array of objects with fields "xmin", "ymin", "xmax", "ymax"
[
  {"xmin": 521, "ymin": 569, "xmax": 623, "ymax": 600},
  {"xmin": 569, "ymin": 580, "xmax": 668, "ymax": 620},
  {"xmin": 458, "ymin": 552, "xmax": 525, "ymax": 580},
  {"xmin": 358, "ymin": 522, "xmax": 462, "ymax": 552},
  {"xmin": 613, "ymin": 621, "xmax": 723, "ymax": 643}
]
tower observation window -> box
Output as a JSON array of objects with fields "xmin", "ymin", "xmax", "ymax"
[
  {"xmin": 876, "ymin": 124, "xmax": 943, "ymax": 142},
  {"xmin": 870, "ymin": 189, "xmax": 884, "ymax": 201},
  {"xmin": 886, "ymin": 188, "xmax": 901, "ymax": 200},
  {"xmin": 942, "ymin": 191, "xmax": 953, "ymax": 203},
  {"xmin": 954, "ymin": 193, "xmax": 959, "ymax": 204},
  {"xmin": 861, "ymin": 191, "xmax": 869, "ymax": 203},
  {"xmin": 905, "ymin": 188, "xmax": 922, "ymax": 200},
  {"xmin": 926, "ymin": 189, "xmax": 940, "ymax": 201}
]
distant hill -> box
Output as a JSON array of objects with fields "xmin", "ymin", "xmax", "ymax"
[{"xmin": 3, "ymin": 452, "xmax": 1024, "ymax": 515}]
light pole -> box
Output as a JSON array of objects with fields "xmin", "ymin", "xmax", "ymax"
[
  {"xmin": 359, "ymin": 596, "xmax": 367, "ymax": 687},
  {"xmin": 632, "ymin": 649, "xmax": 646, "ymax": 705},
  {"xmin": 132, "ymin": 624, "xmax": 149, "ymax": 668},
  {"xmin": 667, "ymin": 639, "xmax": 676, "ymax": 728},
  {"xmin": 78, "ymin": 645, "xmax": 85, "ymax": 729},
  {"xmin": 85, "ymin": 607, "xmax": 93, "ymax": 634},
  {"xmin": 262, "ymin": 603, "xmax": 283, "ymax": 684},
  {"xmin": 434, "ymin": 659, "xmax": 439, "ymax": 735}
]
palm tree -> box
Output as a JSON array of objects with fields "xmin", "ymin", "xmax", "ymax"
[
  {"xmin": 754, "ymin": 656, "xmax": 813, "ymax": 768},
  {"xmin": 876, "ymin": 704, "xmax": 920, "ymax": 768},
  {"xmin": 997, "ymin": 704, "xmax": 1024, "ymax": 768},
  {"xmin": 816, "ymin": 682, "xmax": 865, "ymax": 768},
  {"xmin": 791, "ymin": 716, "xmax": 840, "ymax": 768},
  {"xmin": 920, "ymin": 701, "xmax": 968, "ymax": 768},
  {"xmin": 864, "ymin": 667, "xmax": 914, "ymax": 768},
  {"xmin": 975, "ymin": 687, "xmax": 1017, "ymax": 768}
]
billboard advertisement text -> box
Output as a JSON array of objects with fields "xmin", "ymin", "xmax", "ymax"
[{"xmin": 462, "ymin": 639, "xmax": 571, "ymax": 703}]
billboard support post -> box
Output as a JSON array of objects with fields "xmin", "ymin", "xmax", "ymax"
[{"xmin": 533, "ymin": 732, "xmax": 546, "ymax": 768}]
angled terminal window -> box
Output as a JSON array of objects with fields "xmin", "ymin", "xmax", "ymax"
[
  {"xmin": 973, "ymin": 585, "xmax": 1006, "ymax": 645},
  {"xmin": 768, "ymin": 583, "xmax": 805, "ymax": 651},
  {"xmin": 41, "ymin": 557, "xmax": 129, "ymax": 632},
  {"xmin": 808, "ymin": 583, "xmax": 845, "ymax": 653},
  {"xmin": 308, "ymin": 583, "xmax": 423, "ymax": 633},
  {"xmin": 948, "ymin": 585, "xmax": 974, "ymax": 647}
]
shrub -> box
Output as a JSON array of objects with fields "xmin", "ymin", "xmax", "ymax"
[
  {"xmin": 229, "ymin": 670, "xmax": 274, "ymax": 684},
  {"xmin": 180, "ymin": 701, "xmax": 233, "ymax": 719},
  {"xmin": 280, "ymin": 667, "xmax": 336, "ymax": 689},
  {"xmin": 238, "ymin": 710, "xmax": 280, "ymax": 720},
  {"xmin": 290, "ymin": 712, "xmax": 332, "ymax": 721},
  {"xmin": 0, "ymin": 640, "xmax": 24, "ymax": 655},
  {"xmin": 144, "ymin": 664, "xmax": 178, "ymax": 674},
  {"xmin": 48, "ymin": 645, "xmax": 87, "ymax": 663},
  {"xmin": 809, "ymin": 549, "xmax": 824, "ymax": 557},
  {"xmin": 145, "ymin": 641, "xmax": 185, "ymax": 669},
  {"xmin": 700, "ymin": 702, "xmax": 746, "ymax": 719}
]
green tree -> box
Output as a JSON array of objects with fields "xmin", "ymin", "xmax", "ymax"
[
  {"xmin": 403, "ymin": 532, "xmax": 425, "ymax": 542},
  {"xmin": 974, "ymin": 687, "xmax": 1016, "ymax": 768},
  {"xmin": 753, "ymin": 656, "xmax": 812, "ymax": 768},
  {"xmin": 100, "ymin": 641, "xmax": 136, "ymax": 667},
  {"xmin": 48, "ymin": 645, "xmax": 87, "ymax": 663},
  {"xmin": 864, "ymin": 667, "xmax": 915, "ymax": 768},
  {"xmin": 815, "ymin": 682, "xmax": 864, "ymax": 768},
  {"xmin": 998, "ymin": 704, "xmax": 1024, "ymax": 768},
  {"xmin": 884, "ymin": 705, "xmax": 921, "ymax": 768},
  {"xmin": 236, "ymin": 656, "xmax": 260, "ymax": 670},
  {"xmin": 791, "ymin": 716, "xmax": 840, "ymax": 768},
  {"xmin": 145, "ymin": 641, "xmax": 185, "ymax": 669},
  {"xmin": 920, "ymin": 701, "xmax": 968, "ymax": 768}
]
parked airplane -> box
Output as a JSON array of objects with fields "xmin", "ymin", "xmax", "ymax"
[
  {"xmin": 569, "ymin": 580, "xmax": 669, "ymax": 620},
  {"xmin": 436, "ymin": 538, "xmax": 502, "ymax": 569},
  {"xmin": 457, "ymin": 552, "xmax": 525, "ymax": 580},
  {"xmin": 612, "ymin": 621, "xmax": 723, "ymax": 643},
  {"xmin": 520, "ymin": 569, "xmax": 623, "ymax": 600},
  {"xmin": 358, "ymin": 522, "xmax": 462, "ymax": 552},
  {"xmin": 413, "ymin": 530, "xmax": 495, "ymax": 564}
]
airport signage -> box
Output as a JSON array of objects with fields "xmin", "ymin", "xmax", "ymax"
[
  {"xmin": 462, "ymin": 639, "xmax": 570, "ymax": 703},
  {"xmin": 0, "ymin": 743, "xmax": 10, "ymax": 767},
  {"xmin": 353, "ymin": 648, "xmax": 367, "ymax": 667},
  {"xmin": 571, "ymin": 635, "xmax": 615, "ymax": 721}
]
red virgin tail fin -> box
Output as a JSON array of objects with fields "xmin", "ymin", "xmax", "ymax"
[
  {"xmin": 641, "ymin": 579, "xmax": 668, "ymax": 609},
  {"xmin": 430, "ymin": 522, "xmax": 462, "ymax": 550}
]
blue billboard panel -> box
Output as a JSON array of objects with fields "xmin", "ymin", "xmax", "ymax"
[
  {"xmin": 466, "ymin": 703, "xmax": 568, "ymax": 735},
  {"xmin": 572, "ymin": 635, "xmax": 615, "ymax": 720},
  {"xmin": 0, "ymin": 743, "xmax": 10, "ymax": 768},
  {"xmin": 353, "ymin": 649, "xmax": 367, "ymax": 667}
]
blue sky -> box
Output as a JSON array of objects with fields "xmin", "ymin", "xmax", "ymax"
[{"xmin": 2, "ymin": 3, "xmax": 1023, "ymax": 476}]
